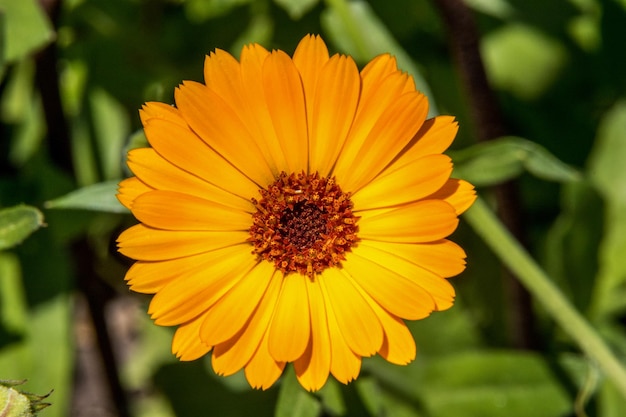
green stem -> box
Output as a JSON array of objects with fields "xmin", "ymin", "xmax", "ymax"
[{"xmin": 464, "ymin": 196, "xmax": 626, "ymax": 397}]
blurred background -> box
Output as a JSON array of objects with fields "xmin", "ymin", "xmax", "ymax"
[{"xmin": 2, "ymin": 0, "xmax": 626, "ymax": 416}]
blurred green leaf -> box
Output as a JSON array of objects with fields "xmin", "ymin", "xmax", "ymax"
[
  {"xmin": 45, "ymin": 181, "xmax": 126, "ymax": 213},
  {"xmin": 317, "ymin": 378, "xmax": 345, "ymax": 416},
  {"xmin": 587, "ymin": 100, "xmax": 626, "ymax": 318},
  {"xmin": 274, "ymin": 0, "xmax": 319, "ymax": 19},
  {"xmin": 0, "ymin": 205, "xmax": 44, "ymax": 251},
  {"xmin": 481, "ymin": 24, "xmax": 567, "ymax": 100},
  {"xmin": 0, "ymin": 0, "xmax": 55, "ymax": 63},
  {"xmin": 418, "ymin": 351, "xmax": 572, "ymax": 417},
  {"xmin": 275, "ymin": 367, "xmax": 321, "ymax": 417},
  {"xmin": 321, "ymin": 0, "xmax": 437, "ymax": 116},
  {"xmin": 356, "ymin": 376, "xmax": 424, "ymax": 417},
  {"xmin": 451, "ymin": 136, "xmax": 581, "ymax": 187},
  {"xmin": 464, "ymin": 0, "xmax": 515, "ymax": 18},
  {"xmin": 184, "ymin": 0, "xmax": 251, "ymax": 22},
  {"xmin": 90, "ymin": 88, "xmax": 130, "ymax": 180}
]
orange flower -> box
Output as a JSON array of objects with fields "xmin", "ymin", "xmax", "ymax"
[{"xmin": 117, "ymin": 34, "xmax": 476, "ymax": 391}]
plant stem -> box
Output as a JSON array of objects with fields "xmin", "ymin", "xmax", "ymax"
[{"xmin": 464, "ymin": 197, "xmax": 626, "ymax": 397}]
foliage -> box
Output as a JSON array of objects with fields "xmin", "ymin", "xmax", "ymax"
[{"xmin": 2, "ymin": 0, "xmax": 626, "ymax": 416}]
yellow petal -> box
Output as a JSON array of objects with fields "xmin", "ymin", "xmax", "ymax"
[
  {"xmin": 200, "ymin": 261, "xmax": 274, "ymax": 346},
  {"xmin": 144, "ymin": 117, "xmax": 259, "ymax": 200},
  {"xmin": 398, "ymin": 116, "xmax": 459, "ymax": 164},
  {"xmin": 292, "ymin": 34, "xmax": 330, "ymax": 133},
  {"xmin": 269, "ymin": 274, "xmax": 311, "ymax": 362},
  {"xmin": 212, "ymin": 269, "xmax": 281, "ymax": 376},
  {"xmin": 244, "ymin": 327, "xmax": 286, "ymax": 390},
  {"xmin": 239, "ymin": 43, "xmax": 290, "ymax": 174},
  {"xmin": 320, "ymin": 268, "xmax": 383, "ymax": 357},
  {"xmin": 352, "ymin": 154, "xmax": 452, "ymax": 210},
  {"xmin": 322, "ymin": 280, "xmax": 362, "ymax": 384},
  {"xmin": 174, "ymin": 81, "xmax": 275, "ymax": 187},
  {"xmin": 358, "ymin": 200, "xmax": 459, "ymax": 243},
  {"xmin": 352, "ymin": 243, "xmax": 456, "ymax": 311},
  {"xmin": 117, "ymin": 177, "xmax": 152, "ymax": 210},
  {"xmin": 127, "ymin": 148, "xmax": 253, "ymax": 213},
  {"xmin": 132, "ymin": 190, "xmax": 251, "ymax": 231},
  {"xmin": 425, "ymin": 179, "xmax": 477, "ymax": 215},
  {"xmin": 117, "ymin": 224, "xmax": 249, "ymax": 261},
  {"xmin": 360, "ymin": 54, "xmax": 414, "ymax": 95},
  {"xmin": 268, "ymin": 273, "xmax": 310, "ymax": 362},
  {"xmin": 294, "ymin": 278, "xmax": 331, "ymax": 391},
  {"xmin": 343, "ymin": 248, "xmax": 437, "ymax": 319},
  {"xmin": 140, "ymin": 101, "xmax": 186, "ymax": 127},
  {"xmin": 362, "ymin": 239, "xmax": 467, "ymax": 279},
  {"xmin": 335, "ymin": 91, "xmax": 428, "ymax": 193},
  {"xmin": 262, "ymin": 50, "xmax": 308, "ymax": 174},
  {"xmin": 172, "ymin": 315, "xmax": 212, "ymax": 361},
  {"xmin": 308, "ymin": 54, "xmax": 360, "ymax": 176},
  {"xmin": 147, "ymin": 245, "xmax": 256, "ymax": 326}
]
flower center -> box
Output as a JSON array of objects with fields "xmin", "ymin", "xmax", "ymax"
[{"xmin": 249, "ymin": 172, "xmax": 359, "ymax": 277}]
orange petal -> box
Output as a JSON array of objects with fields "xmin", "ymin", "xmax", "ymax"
[
  {"xmin": 117, "ymin": 177, "xmax": 152, "ymax": 210},
  {"xmin": 358, "ymin": 200, "xmax": 459, "ymax": 243},
  {"xmin": 307, "ymin": 54, "xmax": 360, "ymax": 176},
  {"xmin": 335, "ymin": 91, "xmax": 428, "ymax": 193},
  {"xmin": 200, "ymin": 261, "xmax": 274, "ymax": 346},
  {"xmin": 144, "ymin": 117, "xmax": 259, "ymax": 200},
  {"xmin": 174, "ymin": 81, "xmax": 275, "ymax": 188},
  {"xmin": 343, "ymin": 249, "xmax": 436, "ymax": 320},
  {"xmin": 352, "ymin": 243, "xmax": 456, "ymax": 312},
  {"xmin": 172, "ymin": 315, "xmax": 212, "ymax": 361},
  {"xmin": 262, "ymin": 50, "xmax": 308, "ymax": 174},
  {"xmin": 211, "ymin": 269, "xmax": 281, "ymax": 376},
  {"xmin": 268, "ymin": 273, "xmax": 310, "ymax": 362},
  {"xmin": 147, "ymin": 245, "xmax": 256, "ymax": 326},
  {"xmin": 425, "ymin": 179, "xmax": 477, "ymax": 215},
  {"xmin": 352, "ymin": 154, "xmax": 452, "ymax": 210},
  {"xmin": 127, "ymin": 148, "xmax": 253, "ymax": 212},
  {"xmin": 294, "ymin": 278, "xmax": 331, "ymax": 391},
  {"xmin": 320, "ymin": 268, "xmax": 383, "ymax": 357},
  {"xmin": 131, "ymin": 190, "xmax": 251, "ymax": 231},
  {"xmin": 140, "ymin": 101, "xmax": 186, "ymax": 127},
  {"xmin": 362, "ymin": 239, "xmax": 467, "ymax": 279},
  {"xmin": 244, "ymin": 326, "xmax": 286, "ymax": 390},
  {"xmin": 398, "ymin": 116, "xmax": 459, "ymax": 163},
  {"xmin": 117, "ymin": 224, "xmax": 249, "ymax": 261}
]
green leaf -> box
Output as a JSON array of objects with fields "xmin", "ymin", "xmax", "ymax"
[
  {"xmin": 45, "ymin": 181, "xmax": 126, "ymax": 213},
  {"xmin": 90, "ymin": 88, "xmax": 129, "ymax": 181},
  {"xmin": 418, "ymin": 351, "xmax": 572, "ymax": 417},
  {"xmin": 275, "ymin": 367, "xmax": 321, "ymax": 417},
  {"xmin": 317, "ymin": 378, "xmax": 345, "ymax": 415},
  {"xmin": 0, "ymin": 0, "xmax": 55, "ymax": 63},
  {"xmin": 356, "ymin": 375, "xmax": 424, "ymax": 417},
  {"xmin": 0, "ymin": 205, "xmax": 44, "ymax": 251},
  {"xmin": 274, "ymin": 0, "xmax": 319, "ymax": 19},
  {"xmin": 321, "ymin": 0, "xmax": 438, "ymax": 116},
  {"xmin": 587, "ymin": 100, "xmax": 626, "ymax": 318},
  {"xmin": 451, "ymin": 136, "xmax": 581, "ymax": 187},
  {"xmin": 481, "ymin": 24, "xmax": 567, "ymax": 100}
]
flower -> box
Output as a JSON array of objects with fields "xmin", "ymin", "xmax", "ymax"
[{"xmin": 117, "ymin": 34, "xmax": 476, "ymax": 392}]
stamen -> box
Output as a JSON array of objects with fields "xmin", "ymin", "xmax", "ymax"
[{"xmin": 248, "ymin": 172, "xmax": 359, "ymax": 277}]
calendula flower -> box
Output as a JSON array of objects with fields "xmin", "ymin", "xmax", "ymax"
[{"xmin": 117, "ymin": 34, "xmax": 476, "ymax": 392}]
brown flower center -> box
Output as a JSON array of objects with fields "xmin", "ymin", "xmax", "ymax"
[{"xmin": 249, "ymin": 172, "xmax": 359, "ymax": 277}]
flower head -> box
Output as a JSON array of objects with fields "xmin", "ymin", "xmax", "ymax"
[{"xmin": 117, "ymin": 34, "xmax": 476, "ymax": 391}]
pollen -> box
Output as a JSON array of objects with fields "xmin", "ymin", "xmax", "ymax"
[{"xmin": 249, "ymin": 172, "xmax": 359, "ymax": 277}]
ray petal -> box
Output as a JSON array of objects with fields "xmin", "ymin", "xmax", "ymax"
[
  {"xmin": 268, "ymin": 273, "xmax": 310, "ymax": 362},
  {"xmin": 245, "ymin": 327, "xmax": 286, "ymax": 390},
  {"xmin": 211, "ymin": 269, "xmax": 281, "ymax": 376},
  {"xmin": 424, "ymin": 179, "xmax": 477, "ymax": 215},
  {"xmin": 172, "ymin": 315, "xmax": 212, "ymax": 361},
  {"xmin": 117, "ymin": 177, "xmax": 152, "ymax": 210},
  {"xmin": 200, "ymin": 261, "xmax": 274, "ymax": 346},
  {"xmin": 131, "ymin": 190, "xmax": 251, "ymax": 231},
  {"xmin": 357, "ymin": 200, "xmax": 458, "ymax": 243},
  {"xmin": 117, "ymin": 224, "xmax": 249, "ymax": 261},
  {"xmin": 320, "ymin": 268, "xmax": 383, "ymax": 357},
  {"xmin": 294, "ymin": 278, "xmax": 331, "ymax": 391},
  {"xmin": 352, "ymin": 154, "xmax": 452, "ymax": 210}
]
